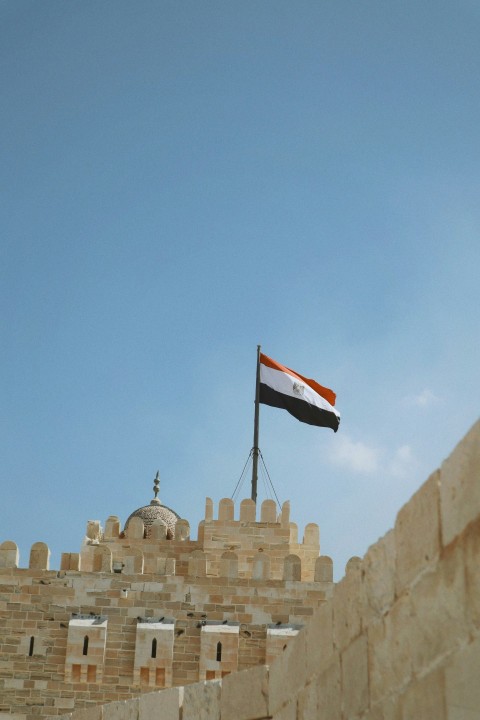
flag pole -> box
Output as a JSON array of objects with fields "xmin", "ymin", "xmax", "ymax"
[{"xmin": 251, "ymin": 344, "xmax": 261, "ymax": 503}]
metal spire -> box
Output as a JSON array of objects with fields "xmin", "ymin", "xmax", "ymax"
[{"xmin": 151, "ymin": 471, "xmax": 161, "ymax": 505}]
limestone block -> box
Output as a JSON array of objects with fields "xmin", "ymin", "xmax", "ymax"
[
  {"xmin": 183, "ymin": 680, "xmax": 221, "ymax": 720},
  {"xmin": 314, "ymin": 556, "xmax": 333, "ymax": 583},
  {"xmin": 271, "ymin": 700, "xmax": 297, "ymax": 720},
  {"xmin": 123, "ymin": 548, "xmax": 144, "ymax": 574},
  {"xmin": 240, "ymin": 498, "xmax": 256, "ymax": 522},
  {"xmin": 188, "ymin": 550, "xmax": 207, "ymax": 577},
  {"xmin": 205, "ymin": 498, "xmax": 213, "ymax": 522},
  {"xmin": 93, "ymin": 545, "xmax": 112, "ymax": 572},
  {"xmin": 150, "ymin": 519, "xmax": 167, "ymax": 540},
  {"xmin": 445, "ymin": 635, "xmax": 480, "ymax": 720},
  {"xmin": 440, "ymin": 419, "xmax": 480, "ymax": 547},
  {"xmin": 138, "ymin": 687, "xmax": 183, "ymax": 720},
  {"xmin": 29, "ymin": 541, "xmax": 50, "ymax": 570},
  {"xmin": 252, "ymin": 551, "xmax": 270, "ymax": 580},
  {"xmin": 60, "ymin": 552, "xmax": 80, "ymax": 571},
  {"xmin": 103, "ymin": 698, "xmax": 139, "ymax": 720},
  {"xmin": 261, "ymin": 499, "xmax": 277, "ymax": 523},
  {"xmin": 67, "ymin": 708, "xmax": 102, "ymax": 720},
  {"xmin": 297, "ymin": 682, "xmax": 318, "ymax": 720},
  {"xmin": 463, "ymin": 516, "xmax": 480, "ymax": 630},
  {"xmin": 400, "ymin": 667, "xmax": 446, "ymax": 720},
  {"xmin": 104, "ymin": 515, "xmax": 120, "ymax": 539},
  {"xmin": 0, "ymin": 540, "xmax": 19, "ymax": 568},
  {"xmin": 219, "ymin": 551, "xmax": 238, "ymax": 579},
  {"xmin": 269, "ymin": 628, "xmax": 307, "ymax": 715},
  {"xmin": 266, "ymin": 626, "xmax": 300, "ymax": 665},
  {"xmin": 79, "ymin": 542, "xmax": 95, "ymax": 571},
  {"xmin": 156, "ymin": 557, "xmax": 176, "ymax": 576},
  {"xmin": 368, "ymin": 595, "xmax": 414, "ymax": 704},
  {"xmin": 305, "ymin": 601, "xmax": 334, "ymax": 678},
  {"xmin": 127, "ymin": 517, "xmax": 145, "ymax": 539},
  {"xmin": 54, "ymin": 698, "xmax": 75, "ymax": 709},
  {"xmin": 219, "ymin": 498, "xmax": 234, "ymax": 521},
  {"xmin": 409, "ymin": 542, "xmax": 468, "ymax": 674},
  {"xmin": 363, "ymin": 530, "xmax": 395, "ymax": 619},
  {"xmin": 364, "ymin": 697, "xmax": 401, "ymax": 720},
  {"xmin": 303, "ymin": 523, "xmax": 319, "ymax": 548},
  {"xmin": 70, "ymin": 705, "xmax": 103, "ymax": 720},
  {"xmin": 280, "ymin": 500, "xmax": 290, "ymax": 527},
  {"xmin": 289, "ymin": 523, "xmax": 298, "ymax": 543},
  {"xmin": 86, "ymin": 520, "xmax": 102, "ymax": 541},
  {"xmin": 175, "ymin": 519, "xmax": 190, "ymax": 540},
  {"xmin": 221, "ymin": 665, "xmax": 269, "ymax": 720},
  {"xmin": 341, "ymin": 634, "xmax": 369, "ymax": 719},
  {"xmin": 283, "ymin": 554, "xmax": 301, "ymax": 581},
  {"xmin": 333, "ymin": 558, "xmax": 365, "ymax": 651},
  {"xmin": 317, "ymin": 654, "xmax": 341, "ymax": 720},
  {"xmin": 395, "ymin": 470, "xmax": 441, "ymax": 594}
]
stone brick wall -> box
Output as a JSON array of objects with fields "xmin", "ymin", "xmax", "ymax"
[
  {"xmin": 0, "ymin": 568, "xmax": 330, "ymax": 717},
  {"xmin": 48, "ymin": 419, "xmax": 480, "ymax": 719}
]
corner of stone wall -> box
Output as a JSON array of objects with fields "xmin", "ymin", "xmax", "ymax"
[{"xmin": 440, "ymin": 418, "xmax": 480, "ymax": 547}]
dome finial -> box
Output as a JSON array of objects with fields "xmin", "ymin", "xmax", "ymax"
[{"xmin": 151, "ymin": 471, "xmax": 161, "ymax": 506}]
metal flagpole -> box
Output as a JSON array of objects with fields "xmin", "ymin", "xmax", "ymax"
[{"xmin": 251, "ymin": 344, "xmax": 261, "ymax": 503}]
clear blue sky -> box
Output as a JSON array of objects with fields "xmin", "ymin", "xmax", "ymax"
[{"xmin": 1, "ymin": 1, "xmax": 479, "ymax": 579}]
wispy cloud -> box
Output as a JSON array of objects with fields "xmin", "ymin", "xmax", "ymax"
[
  {"xmin": 388, "ymin": 444, "xmax": 417, "ymax": 479},
  {"xmin": 403, "ymin": 389, "xmax": 441, "ymax": 408},
  {"xmin": 328, "ymin": 434, "xmax": 418, "ymax": 480},
  {"xmin": 327, "ymin": 434, "xmax": 381, "ymax": 474}
]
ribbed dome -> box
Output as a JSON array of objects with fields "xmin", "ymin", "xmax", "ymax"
[
  {"xmin": 124, "ymin": 500, "xmax": 180, "ymax": 539},
  {"xmin": 124, "ymin": 472, "xmax": 180, "ymax": 539}
]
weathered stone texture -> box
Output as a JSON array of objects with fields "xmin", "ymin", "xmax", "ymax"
[
  {"xmin": 103, "ymin": 698, "xmax": 139, "ymax": 720},
  {"xmin": 445, "ymin": 636, "xmax": 480, "ymax": 720},
  {"xmin": 440, "ymin": 419, "xmax": 480, "ymax": 546},
  {"xmin": 363, "ymin": 529, "xmax": 395, "ymax": 620},
  {"xmin": 316, "ymin": 655, "xmax": 341, "ymax": 720},
  {"xmin": 367, "ymin": 595, "xmax": 414, "ymax": 702},
  {"xmin": 341, "ymin": 633, "xmax": 369, "ymax": 719},
  {"xmin": 394, "ymin": 470, "xmax": 441, "ymax": 593},
  {"xmin": 333, "ymin": 556, "xmax": 365, "ymax": 651},
  {"xmin": 268, "ymin": 625, "xmax": 307, "ymax": 716},
  {"xmin": 182, "ymin": 680, "xmax": 221, "ymax": 720},
  {"xmin": 413, "ymin": 551, "xmax": 467, "ymax": 673},
  {"xmin": 221, "ymin": 665, "xmax": 269, "ymax": 720},
  {"xmin": 400, "ymin": 667, "xmax": 446, "ymax": 720},
  {"xmin": 138, "ymin": 687, "xmax": 182, "ymax": 720}
]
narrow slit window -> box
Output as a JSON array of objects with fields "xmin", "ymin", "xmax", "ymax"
[
  {"xmin": 83, "ymin": 635, "xmax": 89, "ymax": 656},
  {"xmin": 151, "ymin": 638, "xmax": 157, "ymax": 659},
  {"xmin": 28, "ymin": 636, "xmax": 35, "ymax": 657},
  {"xmin": 216, "ymin": 641, "xmax": 222, "ymax": 662}
]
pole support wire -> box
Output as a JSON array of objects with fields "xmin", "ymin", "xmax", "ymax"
[
  {"xmin": 231, "ymin": 448, "xmax": 282, "ymax": 510},
  {"xmin": 231, "ymin": 449, "xmax": 253, "ymax": 501}
]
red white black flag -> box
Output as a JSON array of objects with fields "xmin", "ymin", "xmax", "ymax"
[{"xmin": 259, "ymin": 353, "xmax": 340, "ymax": 432}]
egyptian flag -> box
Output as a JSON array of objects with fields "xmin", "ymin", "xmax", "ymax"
[{"xmin": 259, "ymin": 354, "xmax": 340, "ymax": 432}]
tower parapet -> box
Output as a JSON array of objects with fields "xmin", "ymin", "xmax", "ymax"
[{"xmin": 0, "ymin": 475, "xmax": 335, "ymax": 717}]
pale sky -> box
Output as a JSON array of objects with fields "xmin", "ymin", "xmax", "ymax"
[{"xmin": 1, "ymin": 1, "xmax": 479, "ymax": 579}]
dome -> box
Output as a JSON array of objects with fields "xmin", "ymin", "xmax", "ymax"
[
  {"xmin": 123, "ymin": 472, "xmax": 180, "ymax": 539},
  {"xmin": 124, "ymin": 501, "xmax": 180, "ymax": 539}
]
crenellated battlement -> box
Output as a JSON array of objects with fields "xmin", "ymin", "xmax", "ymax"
[
  {"xmin": 0, "ymin": 496, "xmax": 325, "ymax": 583},
  {"xmin": 0, "ymin": 491, "xmax": 336, "ymax": 717}
]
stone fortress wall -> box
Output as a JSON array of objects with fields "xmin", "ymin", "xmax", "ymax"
[
  {"xmin": 52, "ymin": 419, "xmax": 480, "ymax": 719},
  {"xmin": 0, "ymin": 494, "xmax": 334, "ymax": 718}
]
